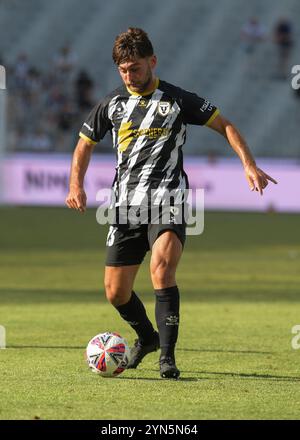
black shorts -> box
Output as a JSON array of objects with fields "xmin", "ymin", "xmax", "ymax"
[{"xmin": 105, "ymin": 205, "xmax": 186, "ymax": 266}]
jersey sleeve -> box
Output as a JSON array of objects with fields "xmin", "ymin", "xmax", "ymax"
[
  {"xmin": 180, "ymin": 89, "xmax": 219, "ymax": 126},
  {"xmin": 79, "ymin": 99, "xmax": 112, "ymax": 144}
]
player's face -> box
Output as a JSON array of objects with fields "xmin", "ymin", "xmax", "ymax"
[{"xmin": 118, "ymin": 56, "xmax": 157, "ymax": 93}]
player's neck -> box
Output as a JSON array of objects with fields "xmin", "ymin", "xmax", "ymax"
[
  {"xmin": 144, "ymin": 76, "xmax": 158, "ymax": 95},
  {"xmin": 127, "ymin": 77, "xmax": 159, "ymax": 96}
]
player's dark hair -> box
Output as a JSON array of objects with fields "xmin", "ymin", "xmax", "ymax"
[{"xmin": 112, "ymin": 27, "xmax": 154, "ymax": 65}]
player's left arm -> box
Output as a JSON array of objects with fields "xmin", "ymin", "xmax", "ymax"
[{"xmin": 207, "ymin": 114, "xmax": 278, "ymax": 195}]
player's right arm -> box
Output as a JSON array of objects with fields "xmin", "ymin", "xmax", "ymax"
[
  {"xmin": 66, "ymin": 96, "xmax": 111, "ymax": 213},
  {"xmin": 65, "ymin": 137, "xmax": 96, "ymax": 213}
]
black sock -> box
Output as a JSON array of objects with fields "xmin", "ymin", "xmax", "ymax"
[
  {"xmin": 115, "ymin": 291, "xmax": 156, "ymax": 345},
  {"xmin": 155, "ymin": 286, "xmax": 180, "ymax": 359}
]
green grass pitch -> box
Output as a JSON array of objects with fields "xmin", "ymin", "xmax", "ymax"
[{"xmin": 0, "ymin": 207, "xmax": 300, "ymax": 420}]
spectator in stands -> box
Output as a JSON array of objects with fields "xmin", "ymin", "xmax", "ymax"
[
  {"xmin": 53, "ymin": 44, "xmax": 78, "ymax": 82},
  {"xmin": 7, "ymin": 50, "xmax": 96, "ymax": 152},
  {"xmin": 26, "ymin": 67, "xmax": 42, "ymax": 104},
  {"xmin": 46, "ymin": 85, "xmax": 68, "ymax": 121},
  {"xmin": 57, "ymin": 102, "xmax": 77, "ymax": 132},
  {"xmin": 241, "ymin": 17, "xmax": 266, "ymax": 53},
  {"xmin": 75, "ymin": 70, "xmax": 95, "ymax": 110},
  {"xmin": 273, "ymin": 17, "xmax": 294, "ymax": 79},
  {"xmin": 241, "ymin": 17, "xmax": 266, "ymax": 76},
  {"xmin": 13, "ymin": 53, "xmax": 30, "ymax": 89},
  {"xmin": 29, "ymin": 128, "xmax": 53, "ymax": 152},
  {"xmin": 14, "ymin": 128, "xmax": 53, "ymax": 152}
]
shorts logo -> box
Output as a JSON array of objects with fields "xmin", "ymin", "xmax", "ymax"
[{"xmin": 158, "ymin": 101, "xmax": 171, "ymax": 116}]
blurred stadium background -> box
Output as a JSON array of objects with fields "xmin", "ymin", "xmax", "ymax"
[
  {"xmin": 1, "ymin": 0, "xmax": 300, "ymax": 421},
  {"xmin": 1, "ymin": 0, "xmax": 300, "ymax": 155},
  {"xmin": 0, "ymin": 0, "xmax": 299, "ymax": 211}
]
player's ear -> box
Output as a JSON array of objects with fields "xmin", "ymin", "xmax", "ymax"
[{"xmin": 149, "ymin": 55, "xmax": 157, "ymax": 69}]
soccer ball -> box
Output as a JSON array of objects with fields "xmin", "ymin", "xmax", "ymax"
[{"xmin": 85, "ymin": 332, "xmax": 130, "ymax": 377}]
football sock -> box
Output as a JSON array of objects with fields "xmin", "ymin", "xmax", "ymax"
[
  {"xmin": 115, "ymin": 291, "xmax": 156, "ymax": 345},
  {"xmin": 154, "ymin": 286, "xmax": 180, "ymax": 359}
]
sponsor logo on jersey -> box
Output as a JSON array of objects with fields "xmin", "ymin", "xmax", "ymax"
[
  {"xmin": 200, "ymin": 100, "xmax": 213, "ymax": 113},
  {"xmin": 118, "ymin": 122, "xmax": 171, "ymax": 152},
  {"xmin": 157, "ymin": 101, "xmax": 171, "ymax": 116},
  {"xmin": 131, "ymin": 127, "xmax": 170, "ymax": 139}
]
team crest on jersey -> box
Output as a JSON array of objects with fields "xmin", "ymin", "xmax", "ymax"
[{"xmin": 158, "ymin": 101, "xmax": 171, "ymax": 116}]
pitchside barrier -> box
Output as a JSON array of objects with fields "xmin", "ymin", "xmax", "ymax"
[{"xmin": 1, "ymin": 154, "xmax": 299, "ymax": 212}]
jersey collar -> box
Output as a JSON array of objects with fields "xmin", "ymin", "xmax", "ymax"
[{"xmin": 126, "ymin": 77, "xmax": 159, "ymax": 97}]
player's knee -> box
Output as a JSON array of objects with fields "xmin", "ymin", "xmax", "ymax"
[{"xmin": 104, "ymin": 281, "xmax": 128, "ymax": 306}]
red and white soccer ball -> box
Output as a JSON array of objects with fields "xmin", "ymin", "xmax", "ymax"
[{"xmin": 85, "ymin": 332, "xmax": 130, "ymax": 377}]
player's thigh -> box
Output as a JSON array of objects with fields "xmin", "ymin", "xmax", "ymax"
[
  {"xmin": 150, "ymin": 230, "xmax": 183, "ymax": 280},
  {"xmin": 104, "ymin": 264, "xmax": 140, "ymax": 305}
]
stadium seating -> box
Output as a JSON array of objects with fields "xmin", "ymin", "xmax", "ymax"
[{"xmin": 0, "ymin": 0, "xmax": 299, "ymax": 157}]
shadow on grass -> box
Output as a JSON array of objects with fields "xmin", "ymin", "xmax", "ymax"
[
  {"xmin": 115, "ymin": 376, "xmax": 199, "ymax": 382},
  {"xmin": 1, "ymin": 286, "xmax": 300, "ymax": 303},
  {"xmin": 153, "ymin": 370, "xmax": 300, "ymax": 382},
  {"xmin": 6, "ymin": 345, "xmax": 273, "ymax": 356},
  {"xmin": 5, "ymin": 346, "xmax": 299, "ymax": 382},
  {"xmin": 198, "ymin": 371, "xmax": 300, "ymax": 382},
  {"xmin": 177, "ymin": 348, "xmax": 273, "ymax": 355}
]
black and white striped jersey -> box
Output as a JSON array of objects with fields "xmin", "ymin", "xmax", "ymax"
[{"xmin": 79, "ymin": 78, "xmax": 219, "ymax": 207}]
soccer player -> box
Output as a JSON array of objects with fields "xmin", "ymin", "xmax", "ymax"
[{"xmin": 66, "ymin": 28, "xmax": 277, "ymax": 379}]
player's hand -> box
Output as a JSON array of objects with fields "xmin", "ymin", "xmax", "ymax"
[
  {"xmin": 244, "ymin": 163, "xmax": 278, "ymax": 195},
  {"xmin": 65, "ymin": 185, "xmax": 87, "ymax": 213}
]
